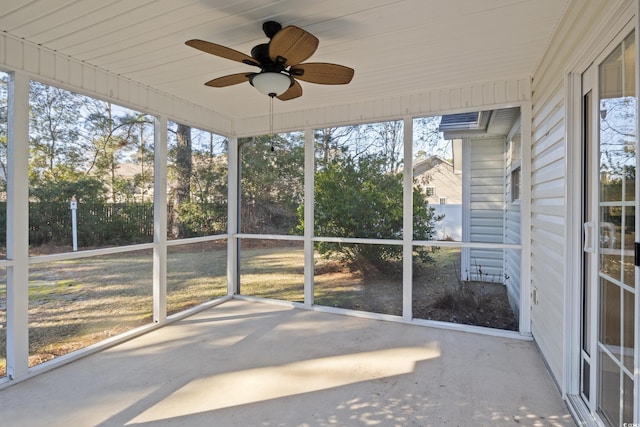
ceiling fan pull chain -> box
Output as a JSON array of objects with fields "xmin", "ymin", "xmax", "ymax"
[{"xmin": 270, "ymin": 94, "xmax": 275, "ymax": 152}]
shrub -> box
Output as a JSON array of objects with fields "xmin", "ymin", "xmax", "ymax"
[{"xmin": 299, "ymin": 153, "xmax": 441, "ymax": 267}]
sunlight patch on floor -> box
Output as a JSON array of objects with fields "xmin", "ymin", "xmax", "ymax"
[{"xmin": 126, "ymin": 345, "xmax": 440, "ymax": 425}]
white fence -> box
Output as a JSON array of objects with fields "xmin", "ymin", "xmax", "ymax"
[{"xmin": 432, "ymin": 204, "xmax": 462, "ymax": 241}]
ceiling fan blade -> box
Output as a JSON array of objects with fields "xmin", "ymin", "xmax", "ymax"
[
  {"xmin": 269, "ymin": 26, "xmax": 319, "ymax": 67},
  {"xmin": 205, "ymin": 73, "xmax": 255, "ymax": 88},
  {"xmin": 277, "ymin": 80, "xmax": 302, "ymax": 101},
  {"xmin": 290, "ymin": 63, "xmax": 354, "ymax": 85},
  {"xmin": 186, "ymin": 39, "xmax": 259, "ymax": 67}
]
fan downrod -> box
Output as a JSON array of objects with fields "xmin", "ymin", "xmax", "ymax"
[{"xmin": 263, "ymin": 21, "xmax": 282, "ymax": 39}]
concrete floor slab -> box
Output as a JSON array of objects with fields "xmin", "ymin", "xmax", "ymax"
[{"xmin": 0, "ymin": 300, "xmax": 575, "ymax": 426}]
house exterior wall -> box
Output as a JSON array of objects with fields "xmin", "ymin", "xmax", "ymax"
[
  {"xmin": 504, "ymin": 127, "xmax": 522, "ymax": 321},
  {"xmin": 530, "ymin": 0, "xmax": 633, "ymax": 388},
  {"xmin": 414, "ymin": 159, "xmax": 462, "ymax": 205},
  {"xmin": 462, "ymin": 137, "xmax": 506, "ymax": 281}
]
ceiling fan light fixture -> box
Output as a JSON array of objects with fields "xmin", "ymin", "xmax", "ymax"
[{"xmin": 251, "ymin": 72, "xmax": 292, "ymax": 97}]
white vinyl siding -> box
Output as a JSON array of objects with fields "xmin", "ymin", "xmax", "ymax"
[
  {"xmin": 530, "ymin": 72, "xmax": 571, "ymax": 388},
  {"xmin": 464, "ymin": 138, "xmax": 505, "ymax": 280},
  {"xmin": 529, "ymin": 0, "xmax": 629, "ymax": 387},
  {"xmin": 505, "ymin": 132, "xmax": 522, "ymax": 320}
]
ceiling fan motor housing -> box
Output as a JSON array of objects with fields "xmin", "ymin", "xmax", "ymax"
[{"xmin": 250, "ymin": 43, "xmax": 284, "ymax": 73}]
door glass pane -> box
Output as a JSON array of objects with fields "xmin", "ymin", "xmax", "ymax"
[
  {"xmin": 623, "ymin": 289, "xmax": 634, "ymax": 372},
  {"xmin": 582, "ymin": 359, "xmax": 591, "ymax": 399},
  {"xmin": 598, "ymin": 350, "xmax": 620, "ymax": 427},
  {"xmin": 600, "ymin": 206, "xmax": 622, "ymax": 282},
  {"xmin": 623, "ymin": 373, "xmax": 634, "ymax": 424},
  {"xmin": 597, "ymin": 30, "xmax": 636, "ymax": 427},
  {"xmin": 582, "ymin": 91, "xmax": 593, "ymax": 356},
  {"xmin": 623, "ymin": 205, "xmax": 635, "ymax": 288},
  {"xmin": 600, "ymin": 278, "xmax": 621, "ymax": 354}
]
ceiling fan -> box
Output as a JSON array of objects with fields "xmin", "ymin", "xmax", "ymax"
[{"xmin": 185, "ymin": 21, "xmax": 354, "ymax": 101}]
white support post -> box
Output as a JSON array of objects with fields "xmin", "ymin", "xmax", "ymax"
[
  {"xmin": 153, "ymin": 116, "xmax": 168, "ymax": 324},
  {"xmin": 519, "ymin": 101, "xmax": 532, "ymax": 336},
  {"xmin": 461, "ymin": 142, "xmax": 472, "ymax": 280},
  {"xmin": 403, "ymin": 117, "xmax": 413, "ymax": 321},
  {"xmin": 303, "ymin": 128, "xmax": 315, "ymax": 307},
  {"xmin": 563, "ymin": 72, "xmax": 583, "ymax": 396},
  {"xmin": 6, "ymin": 71, "xmax": 30, "ymax": 380},
  {"xmin": 227, "ymin": 137, "xmax": 239, "ymax": 296},
  {"xmin": 634, "ymin": 9, "xmax": 639, "ymax": 421}
]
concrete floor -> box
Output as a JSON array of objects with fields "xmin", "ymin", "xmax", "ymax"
[{"xmin": 0, "ymin": 299, "xmax": 574, "ymax": 427}]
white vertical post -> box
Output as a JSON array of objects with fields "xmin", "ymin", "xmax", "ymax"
[
  {"xmin": 519, "ymin": 101, "xmax": 532, "ymax": 336},
  {"xmin": 303, "ymin": 127, "xmax": 314, "ymax": 307},
  {"xmin": 70, "ymin": 196, "xmax": 77, "ymax": 252},
  {"xmin": 403, "ymin": 117, "xmax": 413, "ymax": 321},
  {"xmin": 6, "ymin": 71, "xmax": 30, "ymax": 380},
  {"xmin": 634, "ymin": 10, "xmax": 639, "ymax": 422},
  {"xmin": 227, "ymin": 137, "xmax": 239, "ymax": 296},
  {"xmin": 153, "ymin": 116, "xmax": 168, "ymax": 324}
]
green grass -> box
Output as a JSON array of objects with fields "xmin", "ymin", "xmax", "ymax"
[
  {"xmin": 0, "ymin": 243, "xmax": 228, "ymax": 376},
  {"xmin": 239, "ymin": 246, "xmax": 305, "ymax": 302},
  {"xmin": 0, "ymin": 244, "xmax": 516, "ymax": 377},
  {"xmin": 167, "ymin": 243, "xmax": 228, "ymax": 314}
]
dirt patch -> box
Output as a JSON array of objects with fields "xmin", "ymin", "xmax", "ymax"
[
  {"xmin": 413, "ymin": 281, "xmax": 518, "ymax": 330},
  {"xmin": 315, "ymin": 247, "xmax": 518, "ymax": 331}
]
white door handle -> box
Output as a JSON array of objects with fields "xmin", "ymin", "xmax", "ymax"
[{"xmin": 583, "ymin": 222, "xmax": 595, "ymax": 253}]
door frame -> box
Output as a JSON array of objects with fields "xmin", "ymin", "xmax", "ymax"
[{"xmin": 564, "ymin": 13, "xmax": 639, "ymax": 425}]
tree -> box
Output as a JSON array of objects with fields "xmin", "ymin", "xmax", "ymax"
[
  {"xmin": 302, "ymin": 152, "xmax": 440, "ymax": 267},
  {"xmin": 188, "ymin": 131, "xmax": 228, "ymax": 204},
  {"xmin": 315, "ymin": 126, "xmax": 357, "ymax": 168},
  {"xmin": 414, "ymin": 116, "xmax": 451, "ymax": 161},
  {"xmin": 166, "ymin": 125, "xmax": 229, "ymax": 238},
  {"xmin": 30, "ymin": 176, "xmax": 106, "ymax": 203},
  {"xmin": 83, "ymin": 100, "xmax": 152, "ymax": 203},
  {"xmin": 315, "ymin": 122, "xmax": 404, "ymax": 173},
  {"xmin": 129, "ymin": 115, "xmax": 155, "ymax": 202},
  {"xmin": 363, "ymin": 121, "xmax": 404, "ymax": 173},
  {"xmin": 240, "ymin": 133, "xmax": 304, "ymax": 233},
  {"xmin": 171, "ymin": 123, "xmax": 192, "ymax": 238},
  {"xmin": 29, "ymin": 81, "xmax": 86, "ymax": 182}
]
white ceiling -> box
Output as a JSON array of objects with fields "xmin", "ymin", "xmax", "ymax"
[{"xmin": 1, "ymin": 0, "xmax": 570, "ymax": 120}]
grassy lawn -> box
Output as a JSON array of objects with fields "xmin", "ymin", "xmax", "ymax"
[
  {"xmin": 167, "ymin": 241, "xmax": 228, "ymax": 315},
  {"xmin": 239, "ymin": 243, "xmax": 305, "ymax": 302},
  {"xmin": 0, "ymin": 243, "xmax": 228, "ymax": 377},
  {"xmin": 0, "ymin": 243, "xmax": 516, "ymax": 377}
]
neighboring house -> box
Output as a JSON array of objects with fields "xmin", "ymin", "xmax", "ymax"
[
  {"xmin": 413, "ymin": 155, "xmax": 462, "ymax": 241},
  {"xmin": 413, "ymin": 155, "xmax": 461, "ymax": 205}
]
